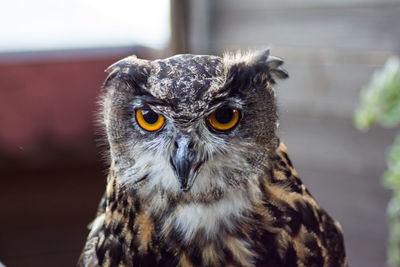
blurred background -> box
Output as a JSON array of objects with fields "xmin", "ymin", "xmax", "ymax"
[{"xmin": 1, "ymin": 0, "xmax": 399, "ymax": 266}]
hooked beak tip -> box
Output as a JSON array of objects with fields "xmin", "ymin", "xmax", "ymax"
[
  {"xmin": 180, "ymin": 181, "xmax": 191, "ymax": 192},
  {"xmin": 169, "ymin": 156, "xmax": 204, "ymax": 193},
  {"xmin": 170, "ymin": 135, "xmax": 206, "ymax": 192}
]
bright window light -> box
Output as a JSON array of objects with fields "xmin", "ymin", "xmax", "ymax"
[{"xmin": 0, "ymin": 0, "xmax": 170, "ymax": 52}]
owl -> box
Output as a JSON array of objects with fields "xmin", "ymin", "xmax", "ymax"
[{"xmin": 78, "ymin": 50, "xmax": 347, "ymax": 267}]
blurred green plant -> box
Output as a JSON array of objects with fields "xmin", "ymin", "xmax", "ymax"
[{"xmin": 354, "ymin": 56, "xmax": 400, "ymax": 267}]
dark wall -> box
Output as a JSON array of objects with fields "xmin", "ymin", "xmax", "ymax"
[{"xmin": 0, "ymin": 47, "xmax": 155, "ymax": 267}]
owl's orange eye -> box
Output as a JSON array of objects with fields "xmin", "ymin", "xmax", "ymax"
[
  {"xmin": 208, "ymin": 107, "xmax": 240, "ymax": 132},
  {"xmin": 135, "ymin": 109, "xmax": 165, "ymax": 132}
]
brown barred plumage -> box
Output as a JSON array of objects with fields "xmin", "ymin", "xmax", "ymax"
[{"xmin": 78, "ymin": 50, "xmax": 347, "ymax": 267}]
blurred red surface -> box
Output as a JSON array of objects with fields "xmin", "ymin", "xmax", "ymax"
[{"xmin": 0, "ymin": 56, "xmax": 113, "ymax": 156}]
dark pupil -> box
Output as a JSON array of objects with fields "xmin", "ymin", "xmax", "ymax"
[
  {"xmin": 215, "ymin": 108, "xmax": 233, "ymax": 124},
  {"xmin": 142, "ymin": 109, "xmax": 159, "ymax": 124}
]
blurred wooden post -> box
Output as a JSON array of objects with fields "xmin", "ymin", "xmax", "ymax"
[
  {"xmin": 170, "ymin": 0, "xmax": 189, "ymax": 54},
  {"xmin": 169, "ymin": 0, "xmax": 211, "ymax": 55},
  {"xmin": 187, "ymin": 0, "xmax": 211, "ymax": 54}
]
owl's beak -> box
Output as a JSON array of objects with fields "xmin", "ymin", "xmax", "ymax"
[{"xmin": 170, "ymin": 135, "xmax": 202, "ymax": 192}]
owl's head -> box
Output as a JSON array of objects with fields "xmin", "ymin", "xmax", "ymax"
[{"xmin": 101, "ymin": 50, "xmax": 288, "ymax": 201}]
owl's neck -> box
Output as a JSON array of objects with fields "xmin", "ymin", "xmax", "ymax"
[
  {"xmin": 103, "ymin": 143, "xmax": 297, "ymax": 242},
  {"xmin": 106, "ymin": 144, "xmax": 296, "ymax": 226},
  {"xmin": 96, "ymin": 142, "xmax": 310, "ymax": 266},
  {"xmin": 104, "ymin": 170, "xmax": 257, "ymax": 240}
]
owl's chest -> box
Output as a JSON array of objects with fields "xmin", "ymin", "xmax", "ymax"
[
  {"xmin": 141, "ymin": 196, "xmax": 258, "ymax": 264},
  {"xmin": 157, "ymin": 192, "xmax": 250, "ymax": 243},
  {"xmin": 168, "ymin": 204, "xmax": 233, "ymax": 239},
  {"xmin": 102, "ymin": 195, "xmax": 298, "ymax": 267}
]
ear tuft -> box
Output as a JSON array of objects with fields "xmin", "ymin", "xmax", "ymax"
[
  {"xmin": 253, "ymin": 49, "xmax": 289, "ymax": 83},
  {"xmin": 104, "ymin": 55, "xmax": 141, "ymax": 73},
  {"xmin": 223, "ymin": 49, "xmax": 289, "ymax": 87},
  {"xmin": 101, "ymin": 55, "xmax": 150, "ymax": 91}
]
